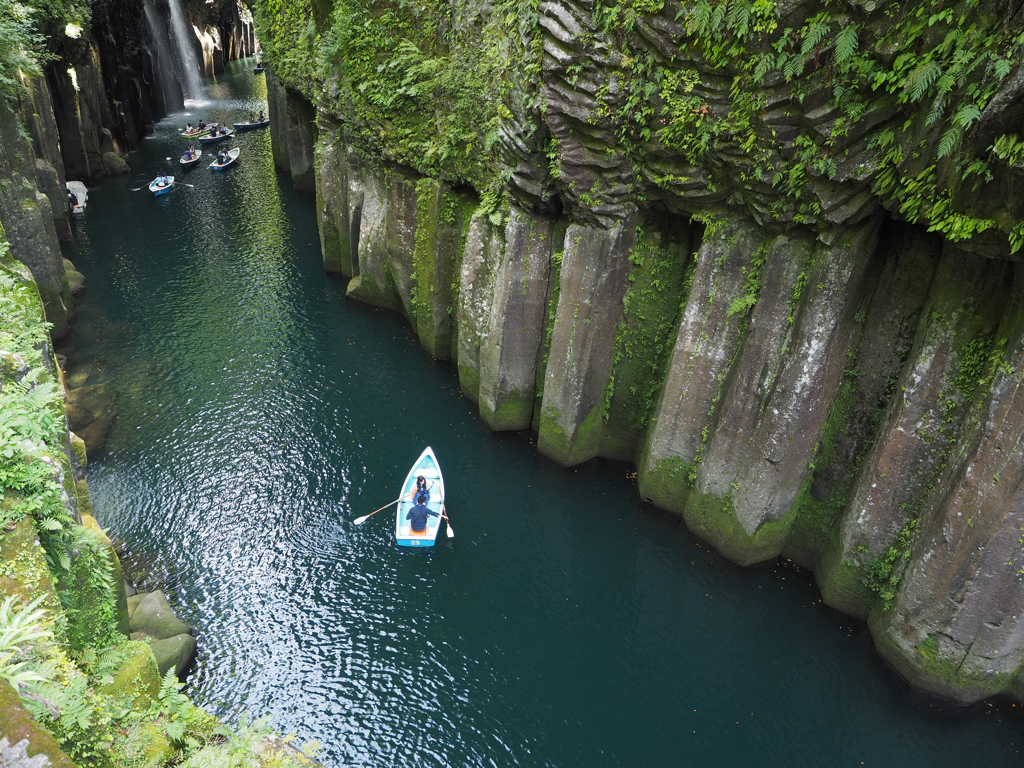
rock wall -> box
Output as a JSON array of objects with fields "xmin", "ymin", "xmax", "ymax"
[
  {"xmin": 0, "ymin": 96, "xmax": 70, "ymax": 338},
  {"xmin": 261, "ymin": 0, "xmax": 1024, "ymax": 705}
]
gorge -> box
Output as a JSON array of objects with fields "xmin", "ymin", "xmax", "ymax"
[
  {"xmin": 4, "ymin": 0, "xmax": 1024, "ymax": 765},
  {"xmin": 254, "ymin": 0, "xmax": 1024, "ymax": 707}
]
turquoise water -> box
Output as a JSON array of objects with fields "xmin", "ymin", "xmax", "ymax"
[{"xmin": 61, "ymin": 60, "xmax": 1024, "ymax": 767}]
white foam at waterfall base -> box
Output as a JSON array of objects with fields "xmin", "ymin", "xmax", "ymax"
[{"xmin": 168, "ymin": 0, "xmax": 205, "ymax": 102}]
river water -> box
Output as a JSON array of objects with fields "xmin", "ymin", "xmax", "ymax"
[{"xmin": 60, "ymin": 60, "xmax": 1024, "ymax": 767}]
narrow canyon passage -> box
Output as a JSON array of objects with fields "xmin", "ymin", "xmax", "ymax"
[{"xmin": 62, "ymin": 61, "xmax": 1024, "ymax": 767}]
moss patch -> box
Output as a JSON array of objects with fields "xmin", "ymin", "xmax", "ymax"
[
  {"xmin": 601, "ymin": 219, "xmax": 694, "ymax": 462},
  {"xmin": 0, "ymin": 680, "xmax": 77, "ymax": 768},
  {"xmin": 481, "ymin": 390, "xmax": 534, "ymax": 432},
  {"xmin": 538, "ymin": 406, "xmax": 605, "ymax": 466},
  {"xmin": 100, "ymin": 640, "xmax": 162, "ymax": 712},
  {"xmin": 638, "ymin": 455, "xmax": 695, "ymax": 515},
  {"xmin": 682, "ymin": 487, "xmax": 797, "ymax": 567}
]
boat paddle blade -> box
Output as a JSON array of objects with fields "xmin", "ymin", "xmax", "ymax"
[
  {"xmin": 446, "ymin": 523, "xmax": 455, "ymax": 538},
  {"xmin": 353, "ymin": 515, "xmax": 370, "ymax": 525}
]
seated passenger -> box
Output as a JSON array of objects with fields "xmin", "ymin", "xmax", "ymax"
[
  {"xmin": 406, "ymin": 494, "xmax": 438, "ymax": 533},
  {"xmin": 413, "ymin": 475, "xmax": 430, "ymax": 504}
]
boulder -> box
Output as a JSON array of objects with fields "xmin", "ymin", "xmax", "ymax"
[
  {"xmin": 0, "ymin": 681, "xmax": 76, "ymax": 768},
  {"xmin": 62, "ymin": 256, "xmax": 86, "ymax": 295},
  {"xmin": 101, "ymin": 151, "xmax": 130, "ymax": 176},
  {"xmin": 148, "ymin": 633, "xmax": 198, "ymax": 679},
  {"xmin": 100, "ymin": 640, "xmax": 161, "ymax": 712},
  {"xmin": 76, "ymin": 413, "xmax": 112, "ymax": 454},
  {"xmin": 65, "ymin": 402, "xmax": 95, "ymax": 433},
  {"xmin": 129, "ymin": 590, "xmax": 192, "ymax": 640},
  {"xmin": 127, "ymin": 593, "xmax": 144, "ymax": 621}
]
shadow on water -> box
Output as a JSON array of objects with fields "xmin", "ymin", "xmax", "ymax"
[{"xmin": 59, "ymin": 59, "xmax": 1024, "ymax": 767}]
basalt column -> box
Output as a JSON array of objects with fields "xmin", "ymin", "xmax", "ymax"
[
  {"xmin": 818, "ymin": 245, "xmax": 1014, "ymax": 619},
  {"xmin": 477, "ymin": 206, "xmax": 560, "ymax": 430},
  {"xmin": 537, "ymin": 220, "xmax": 636, "ymax": 465},
  {"xmin": 638, "ymin": 220, "xmax": 769, "ymax": 513},
  {"xmin": 872, "ymin": 265, "xmax": 1024, "ymax": 704},
  {"xmin": 689, "ymin": 218, "xmax": 882, "ymax": 565}
]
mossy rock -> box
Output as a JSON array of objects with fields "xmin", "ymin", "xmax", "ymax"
[
  {"xmin": 142, "ymin": 722, "xmax": 175, "ymax": 766},
  {"xmin": 81, "ymin": 515, "xmax": 130, "ymax": 638},
  {"xmin": 77, "ymin": 413, "xmax": 113, "ymax": 455},
  {"xmin": 130, "ymin": 591, "xmax": 191, "ymax": 640},
  {"xmin": 68, "ymin": 432, "xmax": 87, "ymax": 479},
  {"xmin": 100, "ymin": 640, "xmax": 162, "ymax": 712},
  {"xmin": 127, "ymin": 593, "xmax": 145, "ymax": 622},
  {"xmin": 66, "ymin": 270, "xmax": 86, "ymax": 296},
  {"xmin": 65, "ymin": 402, "xmax": 95, "ymax": 433},
  {"xmin": 148, "ymin": 634, "xmax": 197, "ymax": 679},
  {"xmin": 101, "ymin": 152, "xmax": 130, "ymax": 176},
  {"xmin": 0, "ymin": 680, "xmax": 77, "ymax": 768},
  {"xmin": 0, "ymin": 519, "xmax": 60, "ymax": 611},
  {"xmin": 75, "ymin": 479, "xmax": 94, "ymax": 519}
]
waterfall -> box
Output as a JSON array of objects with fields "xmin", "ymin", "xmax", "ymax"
[
  {"xmin": 142, "ymin": 0, "xmax": 182, "ymax": 111},
  {"xmin": 167, "ymin": 0, "xmax": 204, "ymax": 101}
]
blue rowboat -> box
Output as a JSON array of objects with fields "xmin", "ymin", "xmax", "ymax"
[
  {"xmin": 198, "ymin": 128, "xmax": 235, "ymax": 144},
  {"xmin": 233, "ymin": 118, "xmax": 269, "ymax": 132},
  {"xmin": 179, "ymin": 149, "xmax": 202, "ymax": 168},
  {"xmin": 209, "ymin": 147, "xmax": 240, "ymax": 171},
  {"xmin": 395, "ymin": 447, "xmax": 445, "ymax": 547},
  {"xmin": 148, "ymin": 176, "xmax": 174, "ymax": 196}
]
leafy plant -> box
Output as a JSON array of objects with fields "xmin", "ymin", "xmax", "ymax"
[{"xmin": 0, "ymin": 594, "xmax": 56, "ymax": 693}]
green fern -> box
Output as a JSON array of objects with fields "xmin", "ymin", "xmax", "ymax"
[
  {"xmin": 904, "ymin": 60, "xmax": 942, "ymax": 102},
  {"xmin": 833, "ymin": 25, "xmax": 858, "ymax": 67}
]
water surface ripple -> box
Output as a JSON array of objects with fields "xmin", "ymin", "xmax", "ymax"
[{"xmin": 63, "ymin": 61, "xmax": 1024, "ymax": 767}]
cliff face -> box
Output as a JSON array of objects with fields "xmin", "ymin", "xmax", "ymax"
[{"xmin": 260, "ymin": 0, "xmax": 1024, "ymax": 703}]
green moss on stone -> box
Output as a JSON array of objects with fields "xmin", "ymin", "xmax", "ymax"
[
  {"xmin": 538, "ymin": 406, "xmax": 604, "ymax": 466},
  {"xmin": 0, "ymin": 680, "xmax": 77, "ymax": 768},
  {"xmin": 345, "ymin": 273, "xmax": 404, "ymax": 314},
  {"xmin": 101, "ymin": 640, "xmax": 162, "ymax": 712},
  {"xmin": 481, "ymin": 390, "xmax": 534, "ymax": 431},
  {"xmin": 869, "ymin": 618, "xmax": 1017, "ymax": 702},
  {"xmin": 638, "ymin": 455, "xmax": 694, "ymax": 515},
  {"xmin": 531, "ymin": 244, "xmax": 565, "ymax": 436},
  {"xmin": 602, "ymin": 221, "xmax": 693, "ymax": 461},
  {"xmin": 682, "ymin": 487, "xmax": 797, "ymax": 567},
  {"xmin": 0, "ymin": 518, "xmax": 62, "ymax": 617},
  {"xmin": 783, "ymin": 370, "xmax": 859, "ymax": 566},
  {"xmin": 458, "ymin": 364, "xmax": 480, "ymax": 405}
]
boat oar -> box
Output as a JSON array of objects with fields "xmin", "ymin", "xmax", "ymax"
[
  {"xmin": 354, "ymin": 490, "xmax": 415, "ymax": 525},
  {"xmin": 173, "ymin": 181, "xmax": 194, "ymax": 188},
  {"xmin": 441, "ymin": 503, "xmax": 454, "ymax": 538},
  {"xmin": 353, "ymin": 498, "xmax": 400, "ymax": 525}
]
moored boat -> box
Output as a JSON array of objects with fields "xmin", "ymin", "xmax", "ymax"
[
  {"xmin": 148, "ymin": 175, "xmax": 174, "ymax": 196},
  {"xmin": 179, "ymin": 149, "xmax": 202, "ymax": 168},
  {"xmin": 395, "ymin": 447, "xmax": 446, "ymax": 547},
  {"xmin": 208, "ymin": 147, "xmax": 240, "ymax": 171},
  {"xmin": 253, "ymin": 65, "xmax": 264, "ymax": 74},
  {"xmin": 232, "ymin": 118, "xmax": 269, "ymax": 132},
  {"xmin": 66, "ymin": 181, "xmax": 88, "ymax": 214},
  {"xmin": 198, "ymin": 128, "xmax": 235, "ymax": 144}
]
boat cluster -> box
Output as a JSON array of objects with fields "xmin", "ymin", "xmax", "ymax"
[{"xmin": 148, "ymin": 113, "xmax": 269, "ymax": 196}]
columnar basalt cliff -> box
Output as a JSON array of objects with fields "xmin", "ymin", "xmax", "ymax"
[{"xmin": 256, "ymin": 0, "xmax": 1024, "ymax": 703}]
